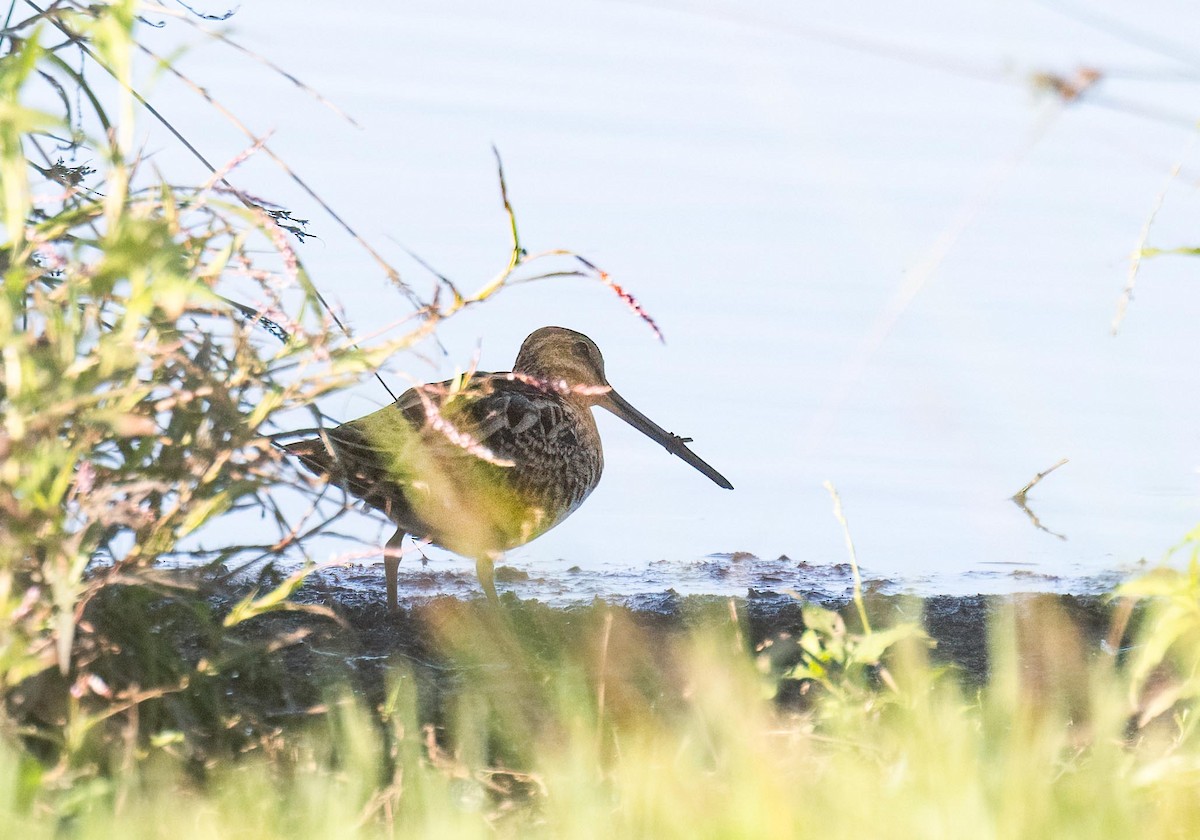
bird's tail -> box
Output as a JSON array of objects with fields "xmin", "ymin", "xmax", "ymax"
[{"xmin": 280, "ymin": 437, "xmax": 336, "ymax": 478}]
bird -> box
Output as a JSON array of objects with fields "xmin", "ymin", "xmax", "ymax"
[{"xmin": 283, "ymin": 326, "xmax": 732, "ymax": 609}]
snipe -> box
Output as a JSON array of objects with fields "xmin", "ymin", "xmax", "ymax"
[{"xmin": 285, "ymin": 326, "xmax": 732, "ymax": 609}]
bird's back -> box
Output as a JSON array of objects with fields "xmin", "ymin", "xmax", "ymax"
[{"xmin": 285, "ymin": 373, "xmax": 604, "ymax": 557}]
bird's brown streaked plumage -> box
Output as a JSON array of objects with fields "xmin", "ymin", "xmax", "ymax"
[{"xmin": 284, "ymin": 326, "xmax": 732, "ymax": 609}]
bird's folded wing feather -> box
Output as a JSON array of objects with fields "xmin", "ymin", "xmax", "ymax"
[{"xmin": 286, "ymin": 376, "xmax": 560, "ymax": 487}]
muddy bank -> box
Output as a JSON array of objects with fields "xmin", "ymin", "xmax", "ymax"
[{"xmin": 244, "ymin": 575, "xmax": 1119, "ymax": 709}]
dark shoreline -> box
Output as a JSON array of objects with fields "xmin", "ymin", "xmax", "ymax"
[{"xmin": 271, "ymin": 580, "xmax": 1119, "ymax": 700}]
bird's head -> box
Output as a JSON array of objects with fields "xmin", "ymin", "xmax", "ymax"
[
  {"xmin": 512, "ymin": 325, "xmax": 733, "ymax": 490},
  {"xmin": 513, "ymin": 326, "xmax": 608, "ymax": 395}
]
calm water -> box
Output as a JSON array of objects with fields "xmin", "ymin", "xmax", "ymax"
[{"xmin": 140, "ymin": 1, "xmax": 1200, "ymax": 598}]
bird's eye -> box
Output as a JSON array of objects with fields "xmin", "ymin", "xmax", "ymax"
[{"xmin": 573, "ymin": 340, "xmax": 591, "ymax": 359}]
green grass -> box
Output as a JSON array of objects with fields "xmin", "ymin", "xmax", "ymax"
[{"xmin": 2, "ymin": 580, "xmax": 1200, "ymax": 839}]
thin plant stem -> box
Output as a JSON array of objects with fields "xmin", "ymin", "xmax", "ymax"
[{"xmin": 823, "ymin": 480, "xmax": 871, "ymax": 634}]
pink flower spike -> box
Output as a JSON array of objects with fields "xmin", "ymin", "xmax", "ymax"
[{"xmin": 576, "ymin": 256, "xmax": 664, "ymax": 343}]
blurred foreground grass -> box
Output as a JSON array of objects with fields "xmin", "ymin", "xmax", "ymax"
[{"xmin": 3, "ymin": 573, "xmax": 1200, "ymax": 839}]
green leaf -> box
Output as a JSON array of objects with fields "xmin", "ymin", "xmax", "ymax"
[
  {"xmin": 223, "ymin": 565, "xmax": 318, "ymax": 627},
  {"xmin": 801, "ymin": 604, "xmax": 845, "ymax": 640},
  {"xmin": 177, "ymin": 493, "xmax": 235, "ymax": 539},
  {"xmin": 851, "ymin": 623, "xmax": 928, "ymax": 666}
]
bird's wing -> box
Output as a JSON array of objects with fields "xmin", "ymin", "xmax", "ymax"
[
  {"xmin": 286, "ymin": 374, "xmax": 571, "ymax": 491},
  {"xmin": 460, "ymin": 380, "xmax": 567, "ymax": 462},
  {"xmin": 285, "ymin": 373, "xmax": 522, "ymax": 479},
  {"xmin": 372, "ymin": 374, "xmax": 568, "ymax": 463}
]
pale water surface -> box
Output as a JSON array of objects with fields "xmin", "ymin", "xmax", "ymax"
[{"xmin": 135, "ymin": 1, "xmax": 1200, "ymax": 598}]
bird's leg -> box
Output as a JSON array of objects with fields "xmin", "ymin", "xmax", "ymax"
[
  {"xmin": 476, "ymin": 555, "xmax": 499, "ymax": 605},
  {"xmin": 385, "ymin": 528, "xmax": 406, "ymax": 612}
]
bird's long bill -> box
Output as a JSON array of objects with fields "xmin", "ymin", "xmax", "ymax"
[{"xmin": 599, "ymin": 389, "xmax": 734, "ymax": 490}]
